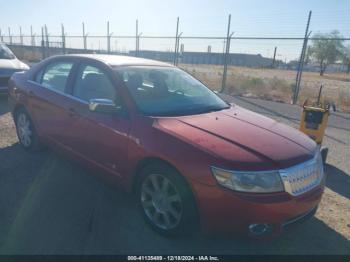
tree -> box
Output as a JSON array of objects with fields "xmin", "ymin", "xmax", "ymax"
[
  {"xmin": 341, "ymin": 45, "xmax": 350, "ymax": 74},
  {"xmin": 309, "ymin": 30, "xmax": 344, "ymax": 76}
]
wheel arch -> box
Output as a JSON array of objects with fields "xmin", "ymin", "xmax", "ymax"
[{"xmin": 131, "ymin": 157, "xmax": 180, "ymax": 193}]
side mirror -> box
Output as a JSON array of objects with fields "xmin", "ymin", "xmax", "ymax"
[{"xmin": 89, "ymin": 98, "xmax": 121, "ymax": 114}]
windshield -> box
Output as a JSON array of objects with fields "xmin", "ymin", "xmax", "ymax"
[
  {"xmin": 115, "ymin": 66, "xmax": 229, "ymax": 116},
  {"xmin": 0, "ymin": 44, "xmax": 16, "ymax": 59}
]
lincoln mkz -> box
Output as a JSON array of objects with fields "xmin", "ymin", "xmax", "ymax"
[{"xmin": 8, "ymin": 54, "xmax": 325, "ymax": 237}]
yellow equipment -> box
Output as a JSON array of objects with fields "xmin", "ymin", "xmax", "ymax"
[
  {"xmin": 299, "ymin": 85, "xmax": 330, "ymax": 163},
  {"xmin": 300, "ymin": 105, "xmax": 329, "ymax": 144}
]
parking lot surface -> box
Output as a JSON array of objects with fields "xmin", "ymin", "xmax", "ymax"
[{"xmin": 0, "ymin": 95, "xmax": 349, "ymax": 255}]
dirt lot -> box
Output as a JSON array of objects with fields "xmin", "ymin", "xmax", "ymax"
[
  {"xmin": 180, "ymin": 64, "xmax": 350, "ymax": 112},
  {"xmin": 0, "ymin": 95, "xmax": 349, "ymax": 255}
]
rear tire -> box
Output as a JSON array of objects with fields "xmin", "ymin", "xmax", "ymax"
[
  {"xmin": 136, "ymin": 163, "xmax": 198, "ymax": 236},
  {"xmin": 15, "ymin": 108, "xmax": 42, "ymax": 151}
]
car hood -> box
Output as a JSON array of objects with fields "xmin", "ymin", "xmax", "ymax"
[
  {"xmin": 155, "ymin": 106, "xmax": 317, "ymax": 170},
  {"xmin": 0, "ymin": 58, "xmax": 29, "ymax": 72}
]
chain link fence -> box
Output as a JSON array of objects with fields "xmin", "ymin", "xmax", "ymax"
[{"xmin": 1, "ymin": 14, "xmax": 350, "ymax": 112}]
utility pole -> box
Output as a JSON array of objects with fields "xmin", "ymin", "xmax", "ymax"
[
  {"xmin": 173, "ymin": 17, "xmax": 179, "ymax": 65},
  {"xmin": 293, "ymin": 10, "xmax": 312, "ymax": 104},
  {"xmin": 0, "ymin": 28, "xmax": 3, "ymax": 42},
  {"xmin": 207, "ymin": 45, "xmax": 211, "ymax": 53},
  {"xmin": 221, "ymin": 14, "xmax": 233, "ymax": 93},
  {"xmin": 272, "ymin": 46, "xmax": 277, "ymax": 68}
]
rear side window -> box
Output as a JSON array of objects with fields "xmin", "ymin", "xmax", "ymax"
[{"xmin": 37, "ymin": 62, "xmax": 74, "ymax": 93}]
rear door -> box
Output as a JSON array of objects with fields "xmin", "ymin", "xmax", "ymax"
[{"xmin": 26, "ymin": 59, "xmax": 77, "ymax": 145}]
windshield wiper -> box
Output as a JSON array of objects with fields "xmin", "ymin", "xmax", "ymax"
[
  {"xmin": 190, "ymin": 105, "xmax": 230, "ymax": 115},
  {"xmin": 146, "ymin": 105, "xmax": 230, "ymax": 117}
]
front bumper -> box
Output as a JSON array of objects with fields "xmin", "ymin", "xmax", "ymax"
[{"xmin": 192, "ymin": 181, "xmax": 324, "ymax": 238}]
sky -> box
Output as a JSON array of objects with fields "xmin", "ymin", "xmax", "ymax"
[{"xmin": 1, "ymin": 0, "xmax": 350, "ymax": 61}]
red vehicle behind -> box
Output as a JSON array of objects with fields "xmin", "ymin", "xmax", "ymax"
[{"xmin": 8, "ymin": 54, "xmax": 325, "ymax": 238}]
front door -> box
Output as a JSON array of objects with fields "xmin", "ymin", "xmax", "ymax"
[{"xmin": 65, "ymin": 62, "xmax": 131, "ymax": 179}]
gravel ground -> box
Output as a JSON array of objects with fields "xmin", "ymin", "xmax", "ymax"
[{"xmin": 0, "ymin": 94, "xmax": 349, "ymax": 255}]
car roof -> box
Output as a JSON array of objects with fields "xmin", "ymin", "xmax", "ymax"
[{"xmin": 57, "ymin": 54, "xmax": 174, "ymax": 67}]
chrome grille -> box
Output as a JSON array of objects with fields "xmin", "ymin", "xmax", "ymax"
[{"xmin": 280, "ymin": 152, "xmax": 324, "ymax": 196}]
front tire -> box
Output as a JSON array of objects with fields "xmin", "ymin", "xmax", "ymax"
[
  {"xmin": 136, "ymin": 163, "xmax": 198, "ymax": 236},
  {"xmin": 15, "ymin": 108, "xmax": 42, "ymax": 151}
]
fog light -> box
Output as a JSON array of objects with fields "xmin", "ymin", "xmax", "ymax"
[{"xmin": 248, "ymin": 223, "xmax": 270, "ymax": 235}]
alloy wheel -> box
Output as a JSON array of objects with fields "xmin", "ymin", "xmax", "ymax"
[
  {"xmin": 17, "ymin": 113, "xmax": 32, "ymax": 147},
  {"xmin": 141, "ymin": 173, "xmax": 183, "ymax": 230}
]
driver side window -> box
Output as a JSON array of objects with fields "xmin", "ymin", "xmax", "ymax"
[{"xmin": 72, "ymin": 64, "xmax": 117, "ymax": 102}]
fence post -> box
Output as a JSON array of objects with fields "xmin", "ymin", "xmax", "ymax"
[
  {"xmin": 175, "ymin": 32, "xmax": 182, "ymax": 66},
  {"xmin": 107, "ymin": 21, "xmax": 112, "ymax": 54},
  {"xmin": 135, "ymin": 20, "xmax": 143, "ymax": 57},
  {"xmin": 19, "ymin": 26, "xmax": 23, "ymax": 45},
  {"xmin": 41, "ymin": 27, "xmax": 46, "ymax": 59},
  {"xmin": 296, "ymin": 31, "xmax": 311, "ymax": 98},
  {"xmin": 8, "ymin": 27, "xmax": 12, "ymax": 44},
  {"xmin": 44, "ymin": 24, "xmax": 49, "ymax": 57},
  {"xmin": 45, "ymin": 25, "xmax": 49, "ymax": 57},
  {"xmin": 82, "ymin": 22, "xmax": 87, "ymax": 50},
  {"xmin": 135, "ymin": 19, "xmax": 139, "ymax": 56},
  {"xmin": 61, "ymin": 24, "xmax": 66, "ymax": 54},
  {"xmin": 272, "ymin": 46, "xmax": 277, "ymax": 68},
  {"xmin": 221, "ymin": 14, "xmax": 232, "ymax": 93},
  {"xmin": 173, "ymin": 17, "xmax": 179, "ymax": 65},
  {"xmin": 30, "ymin": 26, "xmax": 35, "ymax": 46},
  {"xmin": 293, "ymin": 10, "xmax": 312, "ymax": 104}
]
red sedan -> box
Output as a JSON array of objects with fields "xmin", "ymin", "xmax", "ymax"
[{"xmin": 8, "ymin": 54, "xmax": 325, "ymax": 238}]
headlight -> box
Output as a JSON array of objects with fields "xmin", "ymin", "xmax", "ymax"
[{"xmin": 211, "ymin": 167, "xmax": 284, "ymax": 193}]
